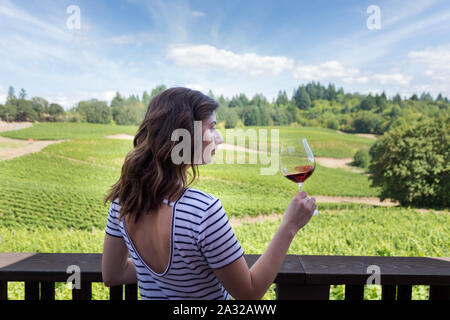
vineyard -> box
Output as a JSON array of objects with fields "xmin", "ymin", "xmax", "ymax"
[{"xmin": 0, "ymin": 122, "xmax": 448, "ymax": 300}]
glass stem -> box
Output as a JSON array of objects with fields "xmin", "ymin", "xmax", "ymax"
[{"xmin": 298, "ymin": 182, "xmax": 319, "ymax": 216}]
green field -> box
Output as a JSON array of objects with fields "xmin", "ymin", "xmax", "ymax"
[
  {"xmin": 1, "ymin": 206, "xmax": 448, "ymax": 300},
  {"xmin": 1, "ymin": 122, "xmax": 373, "ymax": 158},
  {"xmin": 0, "ymin": 122, "xmax": 448, "ymax": 300},
  {"xmin": 0, "ymin": 122, "xmax": 139, "ymax": 140}
]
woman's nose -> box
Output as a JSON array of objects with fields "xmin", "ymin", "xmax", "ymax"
[{"xmin": 215, "ymin": 131, "xmax": 224, "ymax": 145}]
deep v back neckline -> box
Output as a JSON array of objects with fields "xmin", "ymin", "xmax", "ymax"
[{"xmin": 122, "ymin": 189, "xmax": 188, "ymax": 276}]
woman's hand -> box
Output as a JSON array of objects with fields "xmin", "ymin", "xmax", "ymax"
[
  {"xmin": 280, "ymin": 191, "xmax": 317, "ymax": 237},
  {"xmin": 214, "ymin": 191, "xmax": 316, "ymax": 300}
]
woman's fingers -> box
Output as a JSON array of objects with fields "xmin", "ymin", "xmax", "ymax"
[{"xmin": 298, "ymin": 191, "xmax": 307, "ymax": 199}]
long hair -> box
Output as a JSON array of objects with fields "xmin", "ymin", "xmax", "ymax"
[{"xmin": 103, "ymin": 87, "xmax": 219, "ymax": 223}]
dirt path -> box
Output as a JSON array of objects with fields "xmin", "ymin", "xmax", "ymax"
[
  {"xmin": 336, "ymin": 130, "xmax": 379, "ymax": 140},
  {"xmin": 229, "ymin": 196, "xmax": 401, "ymax": 227},
  {"xmin": 0, "ymin": 121, "xmax": 69, "ymax": 161},
  {"xmin": 105, "ymin": 134, "xmax": 134, "ymax": 140},
  {"xmin": 0, "ymin": 121, "xmax": 33, "ymax": 132},
  {"xmin": 0, "ymin": 136, "xmax": 67, "ymax": 161}
]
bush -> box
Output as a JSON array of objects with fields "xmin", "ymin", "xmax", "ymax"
[
  {"xmin": 369, "ymin": 117, "xmax": 449, "ymax": 208},
  {"xmin": 224, "ymin": 108, "xmax": 239, "ymax": 128},
  {"xmin": 351, "ymin": 149, "xmax": 371, "ymax": 168},
  {"xmin": 326, "ymin": 118, "xmax": 339, "ymax": 130},
  {"xmin": 115, "ymin": 103, "xmax": 144, "ymax": 125},
  {"xmin": 76, "ymin": 99, "xmax": 112, "ymax": 124},
  {"xmin": 353, "ymin": 111, "xmax": 384, "ymax": 134}
]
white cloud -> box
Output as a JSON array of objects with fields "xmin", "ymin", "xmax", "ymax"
[
  {"xmin": 372, "ymin": 73, "xmax": 412, "ymax": 86},
  {"xmin": 408, "ymin": 46, "xmax": 450, "ymax": 83},
  {"xmin": 106, "ymin": 32, "xmax": 155, "ymax": 45},
  {"xmin": 184, "ymin": 83, "xmax": 206, "ymax": 93},
  {"xmin": 0, "ymin": 85, "xmax": 6, "ymax": 104},
  {"xmin": 382, "ymin": 0, "xmax": 439, "ymax": 28},
  {"xmin": 48, "ymin": 94, "xmax": 71, "ymax": 109},
  {"xmin": 293, "ymin": 60, "xmax": 367, "ymax": 84},
  {"xmin": 103, "ymin": 91, "xmax": 117, "ymax": 102},
  {"xmin": 168, "ymin": 44, "xmax": 294, "ymax": 76},
  {"xmin": 0, "ymin": 1, "xmax": 69, "ymax": 41},
  {"xmin": 191, "ymin": 10, "xmax": 205, "ymax": 17}
]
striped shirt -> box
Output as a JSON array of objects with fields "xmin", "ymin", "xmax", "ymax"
[{"xmin": 104, "ymin": 187, "xmax": 245, "ymax": 300}]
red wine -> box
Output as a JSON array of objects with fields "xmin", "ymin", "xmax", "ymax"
[{"xmin": 284, "ymin": 165, "xmax": 315, "ymax": 183}]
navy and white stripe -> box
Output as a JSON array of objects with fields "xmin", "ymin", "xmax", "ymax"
[{"xmin": 104, "ymin": 187, "xmax": 244, "ymax": 300}]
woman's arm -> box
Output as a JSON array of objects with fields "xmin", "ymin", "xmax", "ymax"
[
  {"xmin": 102, "ymin": 234, "xmax": 137, "ymax": 287},
  {"xmin": 213, "ymin": 191, "xmax": 316, "ymax": 300}
]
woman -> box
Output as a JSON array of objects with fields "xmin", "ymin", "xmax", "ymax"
[{"xmin": 102, "ymin": 87, "xmax": 317, "ymax": 300}]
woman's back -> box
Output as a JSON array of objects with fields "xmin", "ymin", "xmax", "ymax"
[
  {"xmin": 105, "ymin": 187, "xmax": 245, "ymax": 300},
  {"xmin": 125, "ymin": 200, "xmax": 173, "ymax": 274}
]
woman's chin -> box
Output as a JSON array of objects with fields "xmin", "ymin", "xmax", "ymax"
[{"xmin": 201, "ymin": 154, "xmax": 214, "ymax": 165}]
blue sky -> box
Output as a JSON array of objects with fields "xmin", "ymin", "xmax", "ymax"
[{"xmin": 0, "ymin": 0, "xmax": 449, "ymax": 109}]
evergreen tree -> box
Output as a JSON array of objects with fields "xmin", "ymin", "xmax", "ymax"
[
  {"xmin": 151, "ymin": 85, "xmax": 167, "ymax": 98},
  {"xmin": 393, "ymin": 94, "xmax": 402, "ymax": 104},
  {"xmin": 336, "ymin": 87, "xmax": 345, "ymax": 103},
  {"xmin": 326, "ymin": 83, "xmax": 337, "ymax": 101},
  {"xmin": 375, "ymin": 93, "xmax": 387, "ymax": 111},
  {"xmin": 316, "ymin": 82, "xmax": 325, "ymax": 99},
  {"xmin": 228, "ymin": 95, "xmax": 243, "ymax": 108},
  {"xmin": 360, "ymin": 94, "xmax": 376, "ymax": 111},
  {"xmin": 420, "ymin": 92, "xmax": 433, "ymax": 102},
  {"xmin": 111, "ymin": 92, "xmax": 125, "ymax": 108},
  {"xmin": 7, "ymin": 86, "xmax": 15, "ymax": 101},
  {"xmin": 305, "ymin": 82, "xmax": 318, "ymax": 100},
  {"xmin": 275, "ymin": 90, "xmax": 289, "ymax": 106},
  {"xmin": 294, "ymin": 86, "xmax": 311, "ymax": 110},
  {"xmin": 243, "ymin": 105, "xmax": 260, "ymax": 126},
  {"xmin": 142, "ymin": 91, "xmax": 151, "ymax": 107},
  {"xmin": 19, "ymin": 88, "xmax": 27, "ymax": 99},
  {"xmin": 207, "ymin": 89, "xmax": 215, "ymax": 99}
]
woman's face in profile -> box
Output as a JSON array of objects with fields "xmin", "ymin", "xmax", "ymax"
[{"xmin": 202, "ymin": 112, "xmax": 223, "ymax": 164}]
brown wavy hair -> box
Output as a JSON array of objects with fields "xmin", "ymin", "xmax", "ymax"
[{"xmin": 103, "ymin": 87, "xmax": 219, "ymax": 223}]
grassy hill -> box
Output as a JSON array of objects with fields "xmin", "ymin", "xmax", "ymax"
[
  {"xmin": 0, "ymin": 122, "xmax": 448, "ymax": 301},
  {"xmin": 0, "ymin": 123, "xmax": 380, "ymax": 230}
]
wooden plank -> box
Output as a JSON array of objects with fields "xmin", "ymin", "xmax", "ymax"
[
  {"xmin": 1, "ymin": 252, "xmax": 450, "ymax": 302},
  {"xmin": 25, "ymin": 281, "xmax": 40, "ymax": 300},
  {"xmin": 429, "ymin": 286, "xmax": 450, "ymax": 300},
  {"xmin": 109, "ymin": 286, "xmax": 123, "ymax": 300},
  {"xmin": 275, "ymin": 283, "xmax": 330, "ymax": 300},
  {"xmin": 0, "ymin": 253, "xmax": 103, "ymax": 282},
  {"xmin": 72, "ymin": 281, "xmax": 92, "ymax": 300},
  {"xmin": 245, "ymin": 254, "xmax": 306, "ymax": 284},
  {"xmin": 299, "ymin": 255, "xmax": 450, "ymax": 285},
  {"xmin": 0, "ymin": 281, "xmax": 7, "ymax": 300},
  {"xmin": 125, "ymin": 284, "xmax": 138, "ymax": 300},
  {"xmin": 345, "ymin": 285, "xmax": 365, "ymax": 300},
  {"xmin": 1, "ymin": 253, "xmax": 449, "ymax": 285},
  {"xmin": 397, "ymin": 285, "xmax": 412, "ymax": 300},
  {"xmin": 381, "ymin": 285, "xmax": 396, "ymax": 300},
  {"xmin": 40, "ymin": 281, "xmax": 55, "ymax": 300}
]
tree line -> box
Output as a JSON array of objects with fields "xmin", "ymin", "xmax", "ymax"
[{"xmin": 1, "ymin": 82, "xmax": 448, "ymax": 134}]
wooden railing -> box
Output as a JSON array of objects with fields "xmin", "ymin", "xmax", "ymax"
[{"xmin": 0, "ymin": 253, "xmax": 449, "ymax": 300}]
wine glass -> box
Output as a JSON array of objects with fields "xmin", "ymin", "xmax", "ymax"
[{"xmin": 280, "ymin": 138, "xmax": 319, "ymax": 216}]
